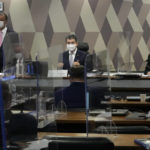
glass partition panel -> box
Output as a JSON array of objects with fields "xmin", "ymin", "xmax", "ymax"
[
  {"xmin": 34, "ymin": 44, "xmax": 65, "ymax": 132},
  {"xmin": 86, "ymin": 48, "xmax": 113, "ymax": 135},
  {"xmin": 0, "ymin": 33, "xmax": 38, "ymax": 149}
]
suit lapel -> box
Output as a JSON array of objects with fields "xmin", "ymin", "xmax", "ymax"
[
  {"xmin": 65, "ymin": 51, "xmax": 70, "ymax": 68},
  {"xmin": 74, "ymin": 50, "xmax": 80, "ymax": 62}
]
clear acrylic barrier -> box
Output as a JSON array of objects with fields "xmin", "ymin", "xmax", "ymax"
[
  {"xmin": 0, "ymin": 33, "xmax": 63, "ymax": 148},
  {"xmin": 1, "ymin": 32, "xmax": 150, "ymax": 149},
  {"xmin": 117, "ymin": 32, "xmax": 133, "ymax": 73},
  {"xmin": 86, "ymin": 48, "xmax": 115, "ymax": 135}
]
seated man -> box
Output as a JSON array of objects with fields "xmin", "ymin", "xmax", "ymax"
[
  {"xmin": 55, "ymin": 65, "xmax": 106, "ymax": 109},
  {"xmin": 58, "ymin": 34, "xmax": 87, "ymax": 70},
  {"xmin": 55, "ymin": 65, "xmax": 85, "ymax": 108}
]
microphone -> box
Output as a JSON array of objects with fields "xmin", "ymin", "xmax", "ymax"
[{"xmin": 35, "ymin": 52, "xmax": 39, "ymax": 61}]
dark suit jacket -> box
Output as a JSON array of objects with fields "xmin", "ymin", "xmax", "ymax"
[
  {"xmin": 144, "ymin": 54, "xmax": 150, "ymax": 74},
  {"xmin": 0, "ymin": 30, "xmax": 19, "ymax": 72},
  {"xmin": 55, "ymin": 82, "xmax": 106, "ymax": 109},
  {"xmin": 59, "ymin": 50, "xmax": 87, "ymax": 70},
  {"xmin": 55, "ymin": 82, "xmax": 85, "ymax": 108}
]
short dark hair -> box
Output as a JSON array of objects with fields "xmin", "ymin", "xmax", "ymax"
[
  {"xmin": 65, "ymin": 34, "xmax": 78, "ymax": 42},
  {"xmin": 70, "ymin": 65, "xmax": 84, "ymax": 80},
  {"xmin": 0, "ymin": 12, "xmax": 8, "ymax": 21}
]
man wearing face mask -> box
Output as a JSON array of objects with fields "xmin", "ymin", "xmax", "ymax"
[
  {"xmin": 58, "ymin": 34, "xmax": 87, "ymax": 70},
  {"xmin": 0, "ymin": 12, "xmax": 8, "ymax": 72},
  {"xmin": 0, "ymin": 12, "xmax": 19, "ymax": 72}
]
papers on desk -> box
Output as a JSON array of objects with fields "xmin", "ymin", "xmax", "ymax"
[
  {"xmin": 23, "ymin": 139, "xmax": 49, "ymax": 150},
  {"xmin": 126, "ymin": 96, "xmax": 141, "ymax": 101},
  {"xmin": 126, "ymin": 112, "xmax": 146, "ymax": 120},
  {"xmin": 102, "ymin": 72, "xmax": 147, "ymax": 77},
  {"xmin": 48, "ymin": 70, "xmax": 68, "ymax": 77},
  {"xmin": 134, "ymin": 138, "xmax": 150, "ymax": 150},
  {"xmin": 114, "ymin": 72, "xmax": 143, "ymax": 76},
  {"xmin": 126, "ymin": 96, "xmax": 150, "ymax": 101},
  {"xmin": 93, "ymin": 111, "xmax": 112, "ymax": 122}
]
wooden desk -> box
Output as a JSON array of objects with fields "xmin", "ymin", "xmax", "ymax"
[
  {"xmin": 111, "ymin": 99, "xmax": 150, "ymax": 106},
  {"xmin": 56, "ymin": 112, "xmax": 150, "ymax": 126},
  {"xmin": 38, "ymin": 132, "xmax": 150, "ymax": 150},
  {"xmin": 110, "ymin": 99, "xmax": 150, "ymax": 111}
]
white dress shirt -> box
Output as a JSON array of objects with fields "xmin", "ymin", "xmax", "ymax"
[{"xmin": 1, "ymin": 27, "xmax": 7, "ymax": 42}]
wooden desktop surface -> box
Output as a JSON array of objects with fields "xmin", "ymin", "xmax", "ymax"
[
  {"xmin": 111, "ymin": 99, "xmax": 150, "ymax": 105},
  {"xmin": 38, "ymin": 132, "xmax": 150, "ymax": 150},
  {"xmin": 56, "ymin": 111, "xmax": 150, "ymax": 125}
]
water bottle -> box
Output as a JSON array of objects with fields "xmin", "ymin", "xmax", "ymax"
[{"xmin": 16, "ymin": 59, "xmax": 20, "ymax": 77}]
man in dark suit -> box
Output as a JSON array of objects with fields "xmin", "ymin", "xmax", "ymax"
[
  {"xmin": 55, "ymin": 65, "xmax": 85, "ymax": 108},
  {"xmin": 0, "ymin": 12, "xmax": 8, "ymax": 72},
  {"xmin": 55, "ymin": 65, "xmax": 106, "ymax": 109},
  {"xmin": 0, "ymin": 12, "xmax": 19, "ymax": 72},
  {"xmin": 58, "ymin": 34, "xmax": 87, "ymax": 70}
]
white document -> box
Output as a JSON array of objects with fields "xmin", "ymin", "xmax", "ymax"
[{"xmin": 48, "ymin": 70, "xmax": 68, "ymax": 77}]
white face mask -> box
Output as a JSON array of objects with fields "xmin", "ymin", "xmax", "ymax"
[
  {"xmin": 0, "ymin": 21, "xmax": 4, "ymax": 29},
  {"xmin": 67, "ymin": 44, "xmax": 76, "ymax": 51},
  {"xmin": 15, "ymin": 53, "xmax": 23, "ymax": 59}
]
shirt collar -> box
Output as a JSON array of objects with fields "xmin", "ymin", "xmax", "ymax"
[{"xmin": 1, "ymin": 27, "xmax": 7, "ymax": 34}]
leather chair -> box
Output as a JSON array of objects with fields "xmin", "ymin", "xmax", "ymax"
[
  {"xmin": 46, "ymin": 136, "xmax": 114, "ymax": 150},
  {"xmin": 77, "ymin": 42, "xmax": 89, "ymax": 53},
  {"xmin": 9, "ymin": 113, "xmax": 37, "ymax": 141}
]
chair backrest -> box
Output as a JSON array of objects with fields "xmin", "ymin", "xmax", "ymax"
[
  {"xmin": 9, "ymin": 113, "xmax": 37, "ymax": 141},
  {"xmin": 88, "ymin": 87, "xmax": 108, "ymax": 109},
  {"xmin": 77, "ymin": 42, "xmax": 89, "ymax": 53},
  {"xmin": 47, "ymin": 136, "xmax": 114, "ymax": 150}
]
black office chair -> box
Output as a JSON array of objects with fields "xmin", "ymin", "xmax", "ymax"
[
  {"xmin": 9, "ymin": 113, "xmax": 37, "ymax": 141},
  {"xmin": 46, "ymin": 136, "xmax": 114, "ymax": 150},
  {"xmin": 88, "ymin": 86, "xmax": 108, "ymax": 109},
  {"xmin": 77, "ymin": 42, "xmax": 89, "ymax": 53}
]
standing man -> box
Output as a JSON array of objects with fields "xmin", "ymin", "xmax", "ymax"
[
  {"xmin": 0, "ymin": 12, "xmax": 8, "ymax": 72},
  {"xmin": 0, "ymin": 12, "xmax": 19, "ymax": 72},
  {"xmin": 58, "ymin": 34, "xmax": 87, "ymax": 70}
]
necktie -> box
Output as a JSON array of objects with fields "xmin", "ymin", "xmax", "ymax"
[
  {"xmin": 0, "ymin": 31, "xmax": 3, "ymax": 47},
  {"xmin": 69, "ymin": 52, "xmax": 74, "ymax": 67}
]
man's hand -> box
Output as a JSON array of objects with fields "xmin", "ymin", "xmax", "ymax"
[
  {"xmin": 73, "ymin": 61, "xmax": 80, "ymax": 66},
  {"xmin": 57, "ymin": 63, "xmax": 64, "ymax": 69},
  {"xmin": 147, "ymin": 71, "xmax": 150, "ymax": 75}
]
